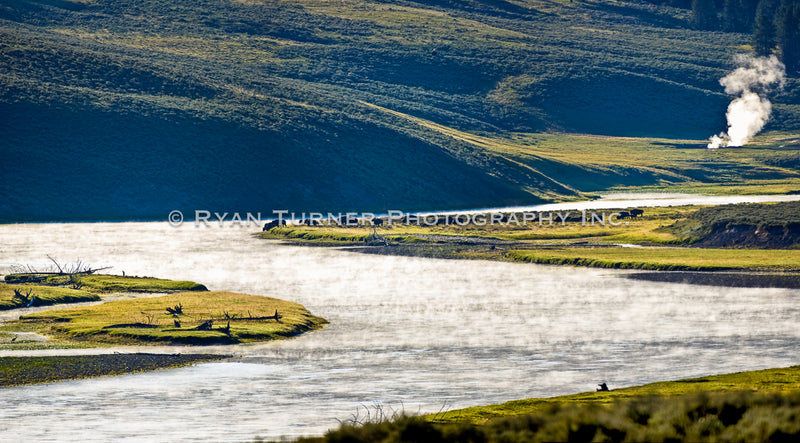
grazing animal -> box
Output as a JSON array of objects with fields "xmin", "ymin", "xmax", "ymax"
[
  {"xmin": 597, "ymin": 382, "xmax": 609, "ymax": 392},
  {"xmin": 630, "ymin": 209, "xmax": 644, "ymax": 218},
  {"xmin": 337, "ymin": 215, "xmax": 359, "ymax": 227},
  {"xmin": 263, "ymin": 219, "xmax": 286, "ymax": 231},
  {"xmin": 618, "ymin": 211, "xmax": 630, "ymax": 219}
]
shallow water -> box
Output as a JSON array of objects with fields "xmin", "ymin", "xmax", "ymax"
[{"xmin": 1, "ymin": 196, "xmax": 799, "ymax": 441}]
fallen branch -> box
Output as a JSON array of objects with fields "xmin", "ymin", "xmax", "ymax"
[
  {"xmin": 11, "ymin": 288, "xmax": 36, "ymax": 307},
  {"xmin": 240, "ymin": 309, "xmax": 282, "ymax": 322},
  {"xmin": 193, "ymin": 319, "xmax": 214, "ymax": 331}
]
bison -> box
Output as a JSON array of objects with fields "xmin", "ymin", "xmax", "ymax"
[{"xmin": 263, "ymin": 219, "xmax": 287, "ymax": 231}]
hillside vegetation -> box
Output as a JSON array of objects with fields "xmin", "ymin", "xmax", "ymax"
[
  {"xmin": 667, "ymin": 199, "xmax": 800, "ymax": 247},
  {"xmin": 2, "ymin": 0, "xmax": 800, "ymax": 221}
]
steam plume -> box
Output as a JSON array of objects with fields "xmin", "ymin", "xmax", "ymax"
[{"xmin": 707, "ymin": 54, "xmax": 785, "ymax": 149}]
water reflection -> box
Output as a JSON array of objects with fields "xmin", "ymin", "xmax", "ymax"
[{"xmin": 0, "ymin": 219, "xmax": 798, "ymax": 441}]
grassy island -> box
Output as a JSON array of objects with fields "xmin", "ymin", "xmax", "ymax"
[
  {"xmin": 11, "ymin": 291, "xmax": 327, "ymax": 346},
  {"xmin": 0, "ymin": 273, "xmax": 327, "ymax": 384}
]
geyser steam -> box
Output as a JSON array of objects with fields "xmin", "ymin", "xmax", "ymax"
[{"xmin": 707, "ymin": 54, "xmax": 785, "ymax": 149}]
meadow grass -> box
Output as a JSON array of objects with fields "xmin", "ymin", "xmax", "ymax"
[
  {"xmin": 0, "ymin": 284, "xmax": 100, "ymax": 311},
  {"xmin": 11, "ymin": 291, "xmax": 327, "ymax": 346},
  {"xmin": 434, "ymin": 366, "xmax": 800, "ymax": 425}
]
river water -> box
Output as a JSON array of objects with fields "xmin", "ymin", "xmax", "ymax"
[{"xmin": 0, "ymin": 194, "xmax": 799, "ymax": 441}]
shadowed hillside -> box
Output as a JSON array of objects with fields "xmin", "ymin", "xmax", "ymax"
[{"xmin": 1, "ymin": 0, "xmax": 799, "ymax": 221}]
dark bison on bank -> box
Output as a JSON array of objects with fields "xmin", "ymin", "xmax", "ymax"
[{"xmin": 263, "ymin": 219, "xmax": 287, "ymax": 231}]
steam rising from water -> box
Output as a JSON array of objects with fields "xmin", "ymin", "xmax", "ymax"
[{"xmin": 707, "ymin": 54, "xmax": 785, "ymax": 149}]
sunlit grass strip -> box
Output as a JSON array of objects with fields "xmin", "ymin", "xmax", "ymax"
[
  {"xmin": 16, "ymin": 291, "xmax": 327, "ymax": 346},
  {"xmin": 258, "ymin": 226, "xmax": 434, "ymax": 244},
  {"xmin": 506, "ymin": 247, "xmax": 800, "ymax": 271},
  {"xmin": 0, "ymin": 353, "xmax": 228, "ymax": 387},
  {"xmin": 3, "ymin": 274, "xmax": 208, "ymax": 293},
  {"xmin": 610, "ymin": 178, "xmax": 800, "ymax": 196},
  {"xmin": 431, "ymin": 366, "xmax": 800, "ymax": 425},
  {"xmin": 0, "ymin": 284, "xmax": 100, "ymax": 311},
  {"xmin": 52, "ymin": 275, "xmax": 207, "ymax": 292}
]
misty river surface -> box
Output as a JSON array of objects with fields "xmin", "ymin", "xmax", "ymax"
[{"xmin": 1, "ymin": 198, "xmax": 799, "ymax": 441}]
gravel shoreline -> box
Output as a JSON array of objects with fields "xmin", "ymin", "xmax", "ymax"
[{"xmin": 0, "ymin": 353, "xmax": 229, "ymax": 387}]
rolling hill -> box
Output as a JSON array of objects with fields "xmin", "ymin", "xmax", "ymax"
[{"xmin": 1, "ymin": 0, "xmax": 799, "ymax": 221}]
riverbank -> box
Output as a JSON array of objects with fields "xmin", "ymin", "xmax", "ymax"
[
  {"xmin": 306, "ymin": 366, "xmax": 800, "ymax": 442},
  {"xmin": 258, "ymin": 201, "xmax": 800, "ymax": 276}
]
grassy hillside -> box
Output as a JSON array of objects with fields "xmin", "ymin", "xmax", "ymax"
[{"xmin": 2, "ymin": 0, "xmax": 799, "ymax": 221}]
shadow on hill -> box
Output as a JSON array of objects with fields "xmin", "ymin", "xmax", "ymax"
[
  {"xmin": 583, "ymin": 0, "xmax": 690, "ymax": 29},
  {"xmin": 523, "ymin": 70, "xmax": 729, "ymax": 139},
  {"xmin": 390, "ymin": 0, "xmax": 547, "ymax": 19},
  {"xmin": 0, "ymin": 101, "xmax": 540, "ymax": 222}
]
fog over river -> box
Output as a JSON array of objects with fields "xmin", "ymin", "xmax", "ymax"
[{"xmin": 0, "ymin": 194, "xmax": 798, "ymax": 441}]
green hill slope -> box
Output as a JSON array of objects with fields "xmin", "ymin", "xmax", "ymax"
[{"xmin": 1, "ymin": 0, "xmax": 799, "ymax": 221}]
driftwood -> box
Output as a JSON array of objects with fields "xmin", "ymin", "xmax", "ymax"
[
  {"xmin": 193, "ymin": 320, "xmax": 214, "ymax": 331},
  {"xmin": 10, "ymin": 269, "xmax": 111, "ymax": 276},
  {"xmin": 242, "ymin": 309, "xmax": 282, "ymax": 322},
  {"xmin": 8, "ymin": 257, "xmax": 111, "ymax": 283},
  {"xmin": 166, "ymin": 303, "xmax": 183, "ymax": 316},
  {"xmin": 11, "ymin": 288, "xmax": 36, "ymax": 307}
]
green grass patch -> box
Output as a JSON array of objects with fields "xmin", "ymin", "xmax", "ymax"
[
  {"xmin": 505, "ymin": 247, "xmax": 800, "ymax": 272},
  {"xmin": 4, "ymin": 273, "xmax": 208, "ymax": 293},
  {"xmin": 0, "ymin": 284, "xmax": 100, "ymax": 311},
  {"xmin": 10, "ymin": 291, "xmax": 327, "ymax": 346},
  {"xmin": 0, "ymin": 353, "xmax": 227, "ymax": 387},
  {"xmin": 436, "ymin": 366, "xmax": 800, "ymax": 425}
]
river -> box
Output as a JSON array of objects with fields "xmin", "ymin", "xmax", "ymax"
[{"xmin": 0, "ymin": 194, "xmax": 798, "ymax": 441}]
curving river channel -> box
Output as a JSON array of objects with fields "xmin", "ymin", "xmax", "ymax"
[{"xmin": 1, "ymin": 194, "xmax": 799, "ymax": 441}]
